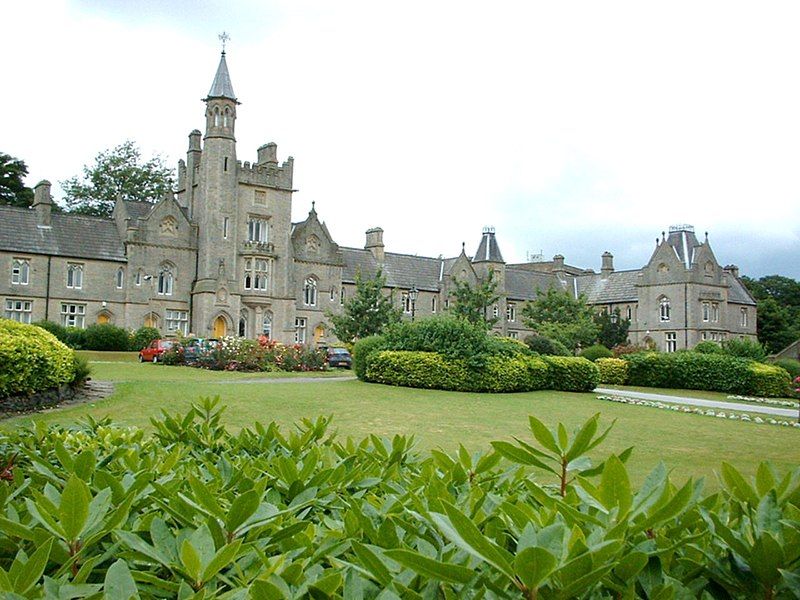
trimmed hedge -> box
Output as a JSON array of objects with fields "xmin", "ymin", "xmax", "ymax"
[
  {"xmin": 83, "ymin": 323, "xmax": 131, "ymax": 351},
  {"xmin": 623, "ymin": 352, "xmax": 791, "ymax": 397},
  {"xmin": 771, "ymin": 358, "xmax": 800, "ymax": 380},
  {"xmin": 596, "ymin": 357, "xmax": 629, "ymax": 385},
  {"xmin": 352, "ymin": 335, "xmax": 389, "ymax": 380},
  {"xmin": 542, "ymin": 356, "xmax": 599, "ymax": 392},
  {"xmin": 366, "ymin": 351, "xmax": 584, "ymax": 393},
  {"xmin": 0, "ymin": 319, "xmax": 76, "ymax": 398},
  {"xmin": 579, "ymin": 344, "xmax": 613, "ymax": 362}
]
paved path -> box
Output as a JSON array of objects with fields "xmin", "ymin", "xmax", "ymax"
[{"xmin": 595, "ymin": 387, "xmax": 799, "ymax": 418}]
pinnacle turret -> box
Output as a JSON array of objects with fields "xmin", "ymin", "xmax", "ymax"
[{"xmin": 206, "ymin": 52, "xmax": 237, "ymax": 102}]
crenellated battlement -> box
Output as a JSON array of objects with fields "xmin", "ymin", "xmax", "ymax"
[{"xmin": 238, "ymin": 153, "xmax": 294, "ymax": 189}]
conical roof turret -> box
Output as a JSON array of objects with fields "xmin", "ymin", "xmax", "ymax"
[{"xmin": 206, "ymin": 51, "xmax": 237, "ymax": 101}]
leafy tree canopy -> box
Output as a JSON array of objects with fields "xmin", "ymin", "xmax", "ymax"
[
  {"xmin": 449, "ymin": 269, "xmax": 500, "ymax": 329},
  {"xmin": 594, "ymin": 308, "xmax": 630, "ymax": 349},
  {"xmin": 0, "ymin": 152, "xmax": 34, "ymax": 208},
  {"xmin": 742, "ymin": 275, "xmax": 800, "ymax": 354},
  {"xmin": 328, "ymin": 269, "xmax": 401, "ymax": 343},
  {"xmin": 521, "ymin": 287, "xmax": 600, "ymax": 352},
  {"xmin": 61, "ymin": 140, "xmax": 175, "ymax": 217}
]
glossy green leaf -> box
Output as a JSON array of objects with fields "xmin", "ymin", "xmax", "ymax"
[
  {"xmin": 514, "ymin": 547, "xmax": 556, "ymax": 590},
  {"xmin": 528, "ymin": 416, "xmax": 560, "ymax": 454},
  {"xmin": 599, "ymin": 455, "xmax": 632, "ymax": 516},
  {"xmin": 60, "ymin": 475, "xmax": 91, "ymax": 542},
  {"xmin": 13, "ymin": 537, "xmax": 52, "ymax": 595},
  {"xmin": 225, "ymin": 490, "xmax": 260, "ymax": 535},
  {"xmin": 202, "ymin": 539, "xmax": 242, "ymax": 584},
  {"xmin": 104, "ymin": 559, "xmax": 139, "ymax": 600},
  {"xmin": 385, "ymin": 549, "xmax": 475, "ymax": 584}
]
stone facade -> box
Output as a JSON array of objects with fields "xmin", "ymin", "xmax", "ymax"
[{"xmin": 0, "ymin": 53, "xmax": 758, "ymax": 351}]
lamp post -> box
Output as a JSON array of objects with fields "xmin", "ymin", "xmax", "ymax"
[{"xmin": 409, "ymin": 285, "xmax": 418, "ymax": 322}]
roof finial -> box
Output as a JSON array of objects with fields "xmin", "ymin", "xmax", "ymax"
[
  {"xmin": 311, "ymin": 200, "xmax": 316, "ymax": 212},
  {"xmin": 662, "ymin": 231, "xmax": 666, "ymax": 241},
  {"xmin": 219, "ymin": 31, "xmax": 230, "ymax": 54},
  {"xmin": 461, "ymin": 241, "xmax": 466, "ymax": 253}
]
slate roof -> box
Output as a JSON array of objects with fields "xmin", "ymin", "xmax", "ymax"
[
  {"xmin": 666, "ymin": 227, "xmax": 701, "ymax": 269},
  {"xmin": 0, "ymin": 206, "xmax": 126, "ymax": 262},
  {"xmin": 341, "ymin": 248, "xmax": 442, "ymax": 291},
  {"xmin": 505, "ymin": 268, "xmax": 557, "ymax": 301},
  {"xmin": 473, "ymin": 230, "xmax": 504, "ymax": 262},
  {"xmin": 207, "ymin": 52, "xmax": 237, "ymax": 100},
  {"xmin": 728, "ymin": 277, "xmax": 757, "ymax": 306},
  {"xmin": 576, "ymin": 270, "xmax": 641, "ymax": 304},
  {"xmin": 123, "ymin": 200, "xmax": 154, "ymax": 220}
]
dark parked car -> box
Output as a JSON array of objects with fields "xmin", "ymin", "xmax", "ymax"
[
  {"xmin": 138, "ymin": 339, "xmax": 175, "ymax": 363},
  {"xmin": 327, "ymin": 347, "xmax": 352, "ymax": 369}
]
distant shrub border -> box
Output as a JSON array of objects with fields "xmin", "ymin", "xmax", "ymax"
[
  {"xmin": 597, "ymin": 394, "xmax": 800, "ymax": 428},
  {"xmin": 364, "ymin": 350, "xmax": 598, "ymax": 393}
]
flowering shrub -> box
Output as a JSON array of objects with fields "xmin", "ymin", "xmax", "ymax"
[{"xmin": 172, "ymin": 336, "xmax": 328, "ymax": 372}]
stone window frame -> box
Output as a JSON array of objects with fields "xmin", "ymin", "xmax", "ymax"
[
  {"xmin": 740, "ymin": 307, "xmax": 748, "ymax": 328},
  {"xmin": 303, "ymin": 277, "xmax": 318, "ymax": 307},
  {"xmin": 702, "ymin": 301, "xmax": 710, "ymax": 322},
  {"xmin": 244, "ymin": 258, "xmax": 269, "ymax": 291},
  {"xmin": 11, "ymin": 258, "xmax": 30, "ymax": 286},
  {"xmin": 115, "ymin": 267, "xmax": 124, "ymax": 289},
  {"xmin": 665, "ymin": 331, "xmax": 677, "ymax": 353},
  {"xmin": 61, "ymin": 303, "xmax": 86, "ymax": 328},
  {"xmin": 165, "ymin": 309, "xmax": 189, "ymax": 335},
  {"xmin": 157, "ymin": 264, "xmax": 175, "ymax": 296},
  {"xmin": 506, "ymin": 302, "xmax": 516, "ymax": 323},
  {"xmin": 295, "ymin": 317, "xmax": 307, "ymax": 344},
  {"xmin": 262, "ymin": 312, "xmax": 273, "ymax": 338},
  {"xmin": 66, "ymin": 263, "xmax": 84, "ymax": 289},
  {"xmin": 659, "ymin": 296, "xmax": 671, "ymax": 322},
  {"xmin": 431, "ymin": 296, "xmax": 437, "ymax": 313},
  {"xmin": 4, "ymin": 298, "xmax": 32, "ymax": 323},
  {"xmin": 247, "ymin": 216, "xmax": 269, "ymax": 243}
]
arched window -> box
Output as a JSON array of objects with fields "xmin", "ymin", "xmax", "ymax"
[
  {"xmin": 659, "ymin": 296, "xmax": 671, "ymax": 322},
  {"xmin": 115, "ymin": 268, "xmax": 124, "ymax": 289},
  {"xmin": 262, "ymin": 312, "xmax": 272, "ymax": 338},
  {"xmin": 157, "ymin": 265, "xmax": 174, "ymax": 296},
  {"xmin": 223, "ymin": 107, "xmax": 230, "ymax": 127},
  {"xmin": 303, "ymin": 277, "xmax": 317, "ymax": 306},
  {"xmin": 66, "ymin": 263, "xmax": 83, "ymax": 289},
  {"xmin": 244, "ymin": 259, "xmax": 269, "ymax": 291},
  {"xmin": 238, "ymin": 311, "xmax": 247, "ymax": 337},
  {"xmin": 431, "ymin": 296, "xmax": 437, "ymax": 313},
  {"xmin": 214, "ymin": 107, "xmax": 220, "ymax": 127}
]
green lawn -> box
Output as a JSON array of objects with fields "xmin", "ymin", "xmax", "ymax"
[{"xmin": 3, "ymin": 357, "xmax": 799, "ymax": 488}]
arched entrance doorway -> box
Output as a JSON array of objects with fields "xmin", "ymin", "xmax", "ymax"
[
  {"xmin": 313, "ymin": 324, "xmax": 325, "ymax": 345},
  {"xmin": 97, "ymin": 313, "xmax": 110, "ymax": 325},
  {"xmin": 213, "ymin": 316, "xmax": 227, "ymax": 338}
]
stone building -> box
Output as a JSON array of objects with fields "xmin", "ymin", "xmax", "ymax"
[{"xmin": 0, "ymin": 52, "xmax": 757, "ymax": 351}]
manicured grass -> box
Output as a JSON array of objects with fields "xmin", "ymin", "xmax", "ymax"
[{"xmin": 4, "ymin": 359, "xmax": 799, "ymax": 488}]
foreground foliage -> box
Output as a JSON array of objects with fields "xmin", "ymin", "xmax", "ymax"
[{"xmin": 0, "ymin": 399, "xmax": 798, "ymax": 598}]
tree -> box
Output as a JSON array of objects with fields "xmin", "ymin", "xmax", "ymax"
[
  {"xmin": 0, "ymin": 152, "xmax": 34, "ymax": 207},
  {"xmin": 742, "ymin": 275, "xmax": 800, "ymax": 354},
  {"xmin": 328, "ymin": 269, "xmax": 402, "ymax": 343},
  {"xmin": 449, "ymin": 269, "xmax": 500, "ymax": 329},
  {"xmin": 61, "ymin": 140, "xmax": 175, "ymax": 217},
  {"xmin": 594, "ymin": 308, "xmax": 630, "ymax": 349},
  {"xmin": 521, "ymin": 287, "xmax": 599, "ymax": 353}
]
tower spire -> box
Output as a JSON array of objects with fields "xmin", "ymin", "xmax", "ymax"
[{"xmin": 207, "ymin": 36, "xmax": 237, "ymax": 102}]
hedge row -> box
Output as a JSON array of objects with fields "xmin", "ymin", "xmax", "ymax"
[
  {"xmin": 0, "ymin": 319, "xmax": 76, "ymax": 398},
  {"xmin": 365, "ymin": 350, "xmax": 597, "ymax": 393},
  {"xmin": 34, "ymin": 321, "xmax": 160, "ymax": 351},
  {"xmin": 596, "ymin": 352, "xmax": 792, "ymax": 397}
]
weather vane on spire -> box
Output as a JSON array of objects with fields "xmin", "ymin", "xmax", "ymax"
[{"xmin": 219, "ymin": 31, "xmax": 230, "ymax": 53}]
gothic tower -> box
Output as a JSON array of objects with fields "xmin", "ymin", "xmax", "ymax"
[{"xmin": 191, "ymin": 50, "xmax": 241, "ymax": 335}]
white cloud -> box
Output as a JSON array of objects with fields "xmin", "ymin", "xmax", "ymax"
[{"xmin": 3, "ymin": 0, "xmax": 800, "ymax": 276}]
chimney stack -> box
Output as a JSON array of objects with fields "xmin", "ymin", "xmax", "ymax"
[
  {"xmin": 724, "ymin": 264, "xmax": 740, "ymax": 278},
  {"xmin": 32, "ymin": 180, "xmax": 53, "ymax": 227},
  {"xmin": 257, "ymin": 142, "xmax": 278, "ymax": 165},
  {"xmin": 601, "ymin": 251, "xmax": 614, "ymax": 277},
  {"xmin": 552, "ymin": 254, "xmax": 565, "ymax": 272},
  {"xmin": 365, "ymin": 227, "xmax": 385, "ymax": 263}
]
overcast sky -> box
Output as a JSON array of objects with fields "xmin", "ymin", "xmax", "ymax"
[{"xmin": 4, "ymin": 1, "xmax": 800, "ymax": 278}]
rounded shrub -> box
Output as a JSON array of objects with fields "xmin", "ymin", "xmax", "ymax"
[
  {"xmin": 33, "ymin": 320, "xmax": 69, "ymax": 344},
  {"xmin": 579, "ymin": 344, "xmax": 613, "ymax": 362},
  {"xmin": 382, "ymin": 316, "xmax": 494, "ymax": 368},
  {"xmin": 596, "ymin": 358, "xmax": 628, "ymax": 385},
  {"xmin": 0, "ymin": 319, "xmax": 76, "ymax": 398},
  {"xmin": 747, "ymin": 363, "xmax": 792, "ymax": 397},
  {"xmin": 722, "ymin": 338, "xmax": 767, "ymax": 362},
  {"xmin": 524, "ymin": 334, "xmax": 570, "ymax": 356},
  {"xmin": 131, "ymin": 326, "xmax": 161, "ymax": 351},
  {"xmin": 771, "ymin": 358, "xmax": 800, "ymax": 380},
  {"xmin": 83, "ymin": 323, "xmax": 131, "ymax": 351},
  {"xmin": 352, "ymin": 335, "xmax": 388, "ymax": 380},
  {"xmin": 63, "ymin": 327, "xmax": 87, "ymax": 350},
  {"xmin": 693, "ymin": 341, "xmax": 723, "ymax": 354},
  {"xmin": 542, "ymin": 356, "xmax": 599, "ymax": 392}
]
